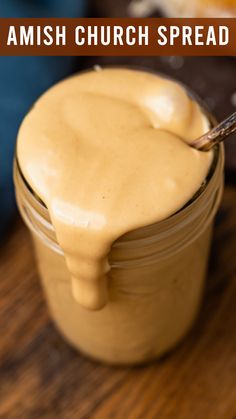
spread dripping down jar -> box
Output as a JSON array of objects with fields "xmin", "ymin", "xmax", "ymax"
[{"xmin": 14, "ymin": 68, "xmax": 224, "ymax": 365}]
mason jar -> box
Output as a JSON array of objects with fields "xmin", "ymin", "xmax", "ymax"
[{"xmin": 14, "ymin": 129, "xmax": 224, "ymax": 364}]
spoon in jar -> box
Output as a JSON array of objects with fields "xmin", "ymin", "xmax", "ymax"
[{"xmin": 191, "ymin": 111, "xmax": 236, "ymax": 151}]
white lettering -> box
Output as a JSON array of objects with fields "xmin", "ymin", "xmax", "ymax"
[
  {"xmin": 126, "ymin": 26, "xmax": 136, "ymax": 46},
  {"xmin": 219, "ymin": 25, "xmax": 229, "ymax": 45},
  {"xmin": 101, "ymin": 26, "xmax": 110, "ymax": 46},
  {"xmin": 43, "ymin": 26, "xmax": 53, "ymax": 46},
  {"xmin": 170, "ymin": 26, "xmax": 180, "ymax": 46},
  {"xmin": 20, "ymin": 26, "xmax": 34, "ymax": 45},
  {"xmin": 157, "ymin": 26, "xmax": 167, "ymax": 46},
  {"xmin": 56, "ymin": 25, "xmax": 66, "ymax": 46},
  {"xmin": 75, "ymin": 26, "xmax": 85, "ymax": 45},
  {"xmin": 206, "ymin": 26, "xmax": 216, "ymax": 45},
  {"xmin": 182, "ymin": 26, "xmax": 193, "ymax": 45},
  {"xmin": 7, "ymin": 26, "xmax": 17, "ymax": 45},
  {"xmin": 114, "ymin": 26, "xmax": 123, "ymax": 45},
  {"xmin": 139, "ymin": 25, "xmax": 149, "ymax": 45},
  {"xmin": 88, "ymin": 26, "xmax": 98, "ymax": 46},
  {"xmin": 195, "ymin": 26, "xmax": 204, "ymax": 45},
  {"xmin": 37, "ymin": 26, "xmax": 41, "ymax": 45}
]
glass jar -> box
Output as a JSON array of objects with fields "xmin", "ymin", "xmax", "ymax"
[{"xmin": 14, "ymin": 138, "xmax": 224, "ymax": 365}]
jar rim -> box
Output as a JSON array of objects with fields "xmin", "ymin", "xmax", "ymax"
[
  {"xmin": 15, "ymin": 141, "xmax": 223, "ymax": 244},
  {"xmin": 15, "ymin": 143, "xmax": 217, "ymax": 199},
  {"xmin": 14, "ymin": 142, "xmax": 224, "ymax": 266}
]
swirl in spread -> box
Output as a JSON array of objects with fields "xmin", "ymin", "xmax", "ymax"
[{"xmin": 17, "ymin": 68, "xmax": 212, "ymax": 310}]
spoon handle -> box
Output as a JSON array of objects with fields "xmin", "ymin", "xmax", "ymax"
[{"xmin": 191, "ymin": 111, "xmax": 236, "ymax": 151}]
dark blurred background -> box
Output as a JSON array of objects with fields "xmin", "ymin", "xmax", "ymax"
[{"xmin": 1, "ymin": 0, "xmax": 236, "ymax": 239}]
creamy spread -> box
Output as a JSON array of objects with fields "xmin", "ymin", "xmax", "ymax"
[{"xmin": 17, "ymin": 68, "xmax": 212, "ymax": 311}]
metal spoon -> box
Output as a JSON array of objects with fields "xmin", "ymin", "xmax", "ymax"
[{"xmin": 191, "ymin": 111, "xmax": 236, "ymax": 151}]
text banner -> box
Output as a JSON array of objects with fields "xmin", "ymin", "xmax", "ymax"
[{"xmin": 0, "ymin": 18, "xmax": 235, "ymax": 56}]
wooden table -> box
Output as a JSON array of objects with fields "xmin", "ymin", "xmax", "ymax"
[{"xmin": 0, "ymin": 182, "xmax": 236, "ymax": 419}]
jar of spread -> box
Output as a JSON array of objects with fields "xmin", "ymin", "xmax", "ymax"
[{"xmin": 14, "ymin": 68, "xmax": 224, "ymax": 364}]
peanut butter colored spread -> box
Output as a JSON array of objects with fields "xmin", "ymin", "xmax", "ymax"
[{"xmin": 17, "ymin": 68, "xmax": 212, "ymax": 311}]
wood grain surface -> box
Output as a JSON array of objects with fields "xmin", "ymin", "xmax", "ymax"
[{"xmin": 0, "ymin": 183, "xmax": 236, "ymax": 419}]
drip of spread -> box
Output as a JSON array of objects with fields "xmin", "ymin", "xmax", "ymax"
[{"xmin": 17, "ymin": 68, "xmax": 212, "ymax": 310}]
